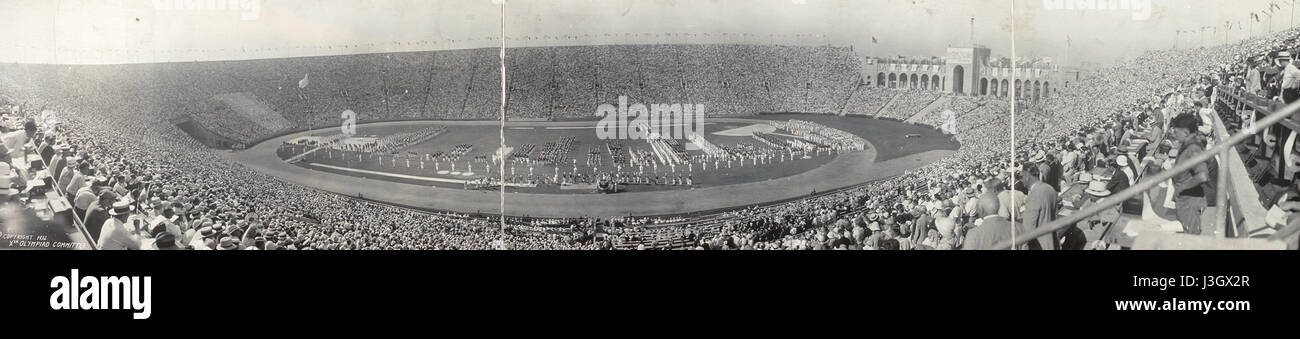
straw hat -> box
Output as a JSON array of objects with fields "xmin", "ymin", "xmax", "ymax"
[
  {"xmin": 1029, "ymin": 150, "xmax": 1046, "ymax": 163},
  {"xmin": 107, "ymin": 200, "xmax": 132, "ymax": 216},
  {"xmin": 1085, "ymin": 180, "xmax": 1112, "ymax": 197}
]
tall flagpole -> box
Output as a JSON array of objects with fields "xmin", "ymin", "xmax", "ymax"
[
  {"xmin": 1065, "ymin": 35, "xmax": 1070, "ymax": 70},
  {"xmin": 1008, "ymin": 3, "xmax": 1017, "ymax": 249},
  {"xmin": 498, "ymin": 0, "xmax": 507, "ymax": 245}
]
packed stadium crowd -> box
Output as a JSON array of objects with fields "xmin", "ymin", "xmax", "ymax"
[
  {"xmin": 2, "ymin": 44, "xmax": 876, "ymax": 147},
  {"xmin": 601, "ymin": 29, "xmax": 1300, "ymax": 250},
  {"xmin": 875, "ymin": 89, "xmax": 943, "ymax": 120},
  {"xmin": 0, "ymin": 73, "xmax": 601, "ymax": 249},
  {"xmin": 8, "ymin": 32, "xmax": 1300, "ymax": 250}
]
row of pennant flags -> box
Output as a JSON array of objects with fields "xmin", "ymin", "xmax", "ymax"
[
  {"xmin": 1166, "ymin": 1, "xmax": 1296, "ymax": 34},
  {"xmin": 1250, "ymin": 1, "xmax": 1290, "ymax": 23}
]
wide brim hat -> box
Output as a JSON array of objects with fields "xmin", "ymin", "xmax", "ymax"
[
  {"xmin": 1028, "ymin": 150, "xmax": 1046, "ymax": 163},
  {"xmin": 107, "ymin": 200, "xmax": 133, "ymax": 216},
  {"xmin": 218, "ymin": 237, "xmax": 238, "ymax": 250},
  {"xmin": 1085, "ymin": 181, "xmax": 1112, "ymax": 197}
]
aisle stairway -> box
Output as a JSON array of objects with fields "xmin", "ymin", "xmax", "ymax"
[
  {"xmin": 870, "ymin": 92, "xmax": 900, "ymax": 118},
  {"xmin": 904, "ymin": 96, "xmax": 952, "ymax": 124}
]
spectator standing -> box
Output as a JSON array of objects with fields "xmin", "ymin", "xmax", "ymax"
[
  {"xmin": 1020, "ymin": 164, "xmax": 1059, "ymax": 250},
  {"xmin": 1169, "ymin": 114, "xmax": 1210, "ymax": 235}
]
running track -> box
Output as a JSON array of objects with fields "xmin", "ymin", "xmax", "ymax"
[{"xmin": 225, "ymin": 119, "xmax": 955, "ymax": 218}]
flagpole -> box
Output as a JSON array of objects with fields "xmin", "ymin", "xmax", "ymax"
[
  {"xmin": 498, "ymin": 0, "xmax": 507, "ymax": 243},
  {"xmin": 302, "ymin": 73, "xmax": 312, "ymax": 138},
  {"xmin": 969, "ymin": 17, "xmax": 975, "ymax": 46}
]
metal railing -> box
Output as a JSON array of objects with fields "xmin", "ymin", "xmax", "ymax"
[
  {"xmin": 1213, "ymin": 87, "xmax": 1279, "ymax": 237},
  {"xmin": 992, "ymin": 86, "xmax": 1297, "ymax": 250}
]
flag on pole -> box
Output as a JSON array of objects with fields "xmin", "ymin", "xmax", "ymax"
[{"xmin": 1065, "ymin": 35, "xmax": 1071, "ymax": 48}]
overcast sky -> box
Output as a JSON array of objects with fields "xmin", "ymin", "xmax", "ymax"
[{"xmin": 0, "ymin": 0, "xmax": 1293, "ymax": 66}]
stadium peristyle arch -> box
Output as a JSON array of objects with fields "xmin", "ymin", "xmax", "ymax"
[
  {"xmin": 866, "ymin": 46, "xmax": 1064, "ymax": 97},
  {"xmin": 951, "ymin": 65, "xmax": 965, "ymax": 94}
]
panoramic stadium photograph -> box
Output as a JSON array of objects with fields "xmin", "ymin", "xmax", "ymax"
[{"xmin": 0, "ymin": 0, "xmax": 1297, "ymax": 252}]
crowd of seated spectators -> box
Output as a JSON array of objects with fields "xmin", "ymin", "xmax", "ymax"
[{"xmin": 12, "ymin": 32, "xmax": 1286, "ymax": 250}]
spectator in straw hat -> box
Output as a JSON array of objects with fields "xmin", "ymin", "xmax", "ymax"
[
  {"xmin": 189, "ymin": 227, "xmax": 216, "ymax": 250},
  {"xmin": 82, "ymin": 191, "xmax": 118, "ymax": 239},
  {"xmin": 98, "ymin": 199, "xmax": 140, "ymax": 250},
  {"xmin": 216, "ymin": 236, "xmax": 239, "ymax": 250},
  {"xmin": 1029, "ymin": 150, "xmax": 1046, "ymax": 164},
  {"xmin": 1108, "ymin": 155, "xmax": 1135, "ymax": 194}
]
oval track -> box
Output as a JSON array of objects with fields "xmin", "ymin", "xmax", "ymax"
[{"xmin": 227, "ymin": 118, "xmax": 955, "ymax": 218}]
